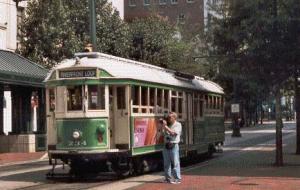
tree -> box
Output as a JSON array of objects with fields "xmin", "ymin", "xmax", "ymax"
[
  {"xmin": 19, "ymin": 0, "xmax": 129, "ymax": 68},
  {"xmin": 208, "ymin": 0, "xmax": 300, "ymax": 166},
  {"xmin": 19, "ymin": 0, "xmax": 79, "ymax": 68},
  {"xmin": 128, "ymin": 15, "xmax": 207, "ymax": 76}
]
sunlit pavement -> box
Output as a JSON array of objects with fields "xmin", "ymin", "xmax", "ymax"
[
  {"xmin": 0, "ymin": 122, "xmax": 299, "ymax": 190},
  {"xmin": 122, "ymin": 122, "xmax": 300, "ymax": 190}
]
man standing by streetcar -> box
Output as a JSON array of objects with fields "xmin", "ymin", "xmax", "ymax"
[{"xmin": 161, "ymin": 112, "xmax": 182, "ymax": 184}]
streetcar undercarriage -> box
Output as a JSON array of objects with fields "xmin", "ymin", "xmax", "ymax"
[{"xmin": 47, "ymin": 150, "xmax": 163, "ymax": 179}]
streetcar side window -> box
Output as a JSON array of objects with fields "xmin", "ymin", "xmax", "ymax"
[
  {"xmin": 67, "ymin": 85, "xmax": 83, "ymax": 111},
  {"xmin": 194, "ymin": 93, "xmax": 204, "ymax": 119},
  {"xmin": 149, "ymin": 88, "xmax": 155, "ymax": 107},
  {"xmin": 141, "ymin": 87, "xmax": 148, "ymax": 106},
  {"xmin": 157, "ymin": 88, "xmax": 162, "ymax": 107},
  {"xmin": 156, "ymin": 88, "xmax": 163, "ymax": 114},
  {"xmin": 200, "ymin": 99, "xmax": 204, "ymax": 117},
  {"xmin": 131, "ymin": 85, "xmax": 140, "ymax": 113},
  {"xmin": 117, "ymin": 87, "xmax": 126, "ymax": 109},
  {"xmin": 205, "ymin": 95, "xmax": 208, "ymax": 109},
  {"xmin": 171, "ymin": 90, "xmax": 184, "ymax": 119},
  {"xmin": 171, "ymin": 91, "xmax": 177, "ymax": 112},
  {"xmin": 132, "ymin": 86, "xmax": 140, "ymax": 105},
  {"xmin": 216, "ymin": 97, "xmax": 220, "ymax": 109},
  {"xmin": 221, "ymin": 97, "xmax": 224, "ymax": 111},
  {"xmin": 193, "ymin": 93, "xmax": 199, "ymax": 118},
  {"xmin": 178, "ymin": 96, "xmax": 183, "ymax": 118},
  {"xmin": 213, "ymin": 96, "xmax": 216, "ymax": 109},
  {"xmin": 48, "ymin": 88, "xmax": 55, "ymax": 112},
  {"xmin": 88, "ymin": 85, "xmax": 105, "ymax": 110},
  {"xmin": 141, "ymin": 87, "xmax": 148, "ymax": 113},
  {"xmin": 163, "ymin": 89, "xmax": 169, "ymax": 110}
]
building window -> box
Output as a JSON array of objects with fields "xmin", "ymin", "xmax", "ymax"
[
  {"xmin": 171, "ymin": 0, "xmax": 178, "ymax": 4},
  {"xmin": 159, "ymin": 0, "xmax": 167, "ymax": 5},
  {"xmin": 178, "ymin": 13, "xmax": 185, "ymax": 24},
  {"xmin": 186, "ymin": 0, "xmax": 194, "ymax": 3},
  {"xmin": 144, "ymin": 0, "xmax": 150, "ymax": 6},
  {"xmin": 129, "ymin": 0, "xmax": 136, "ymax": 6}
]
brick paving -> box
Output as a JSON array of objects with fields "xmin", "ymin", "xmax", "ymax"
[
  {"xmin": 127, "ymin": 123, "xmax": 300, "ymax": 190},
  {"xmin": 0, "ymin": 152, "xmax": 46, "ymax": 166}
]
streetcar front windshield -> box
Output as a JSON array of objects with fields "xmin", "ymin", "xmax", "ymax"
[
  {"xmin": 88, "ymin": 85, "xmax": 105, "ymax": 110},
  {"xmin": 67, "ymin": 85, "xmax": 83, "ymax": 111}
]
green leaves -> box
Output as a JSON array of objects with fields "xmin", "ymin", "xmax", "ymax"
[
  {"xmin": 19, "ymin": 0, "xmax": 129, "ymax": 68},
  {"xmin": 208, "ymin": 0, "xmax": 300, "ymax": 90},
  {"xmin": 19, "ymin": 0, "xmax": 207, "ymax": 78}
]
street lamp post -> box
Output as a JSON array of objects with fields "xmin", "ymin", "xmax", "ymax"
[
  {"xmin": 295, "ymin": 67, "xmax": 300, "ymax": 154},
  {"xmin": 231, "ymin": 78, "xmax": 241, "ymax": 137},
  {"xmin": 89, "ymin": 0, "xmax": 97, "ymax": 51}
]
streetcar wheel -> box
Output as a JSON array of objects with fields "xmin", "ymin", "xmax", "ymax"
[{"xmin": 133, "ymin": 158, "xmax": 144, "ymax": 175}]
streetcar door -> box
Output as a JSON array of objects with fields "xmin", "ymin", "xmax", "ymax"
[
  {"xmin": 109, "ymin": 87, "xmax": 115, "ymax": 148},
  {"xmin": 111, "ymin": 86, "xmax": 130, "ymax": 150},
  {"xmin": 187, "ymin": 93, "xmax": 193, "ymax": 145},
  {"xmin": 46, "ymin": 88, "xmax": 56, "ymax": 148}
]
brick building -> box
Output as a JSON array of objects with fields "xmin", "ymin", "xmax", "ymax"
[{"xmin": 124, "ymin": 0, "xmax": 205, "ymax": 37}]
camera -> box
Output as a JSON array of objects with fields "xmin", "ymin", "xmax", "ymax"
[
  {"xmin": 159, "ymin": 118, "xmax": 166, "ymax": 124},
  {"xmin": 159, "ymin": 115, "xmax": 168, "ymax": 124}
]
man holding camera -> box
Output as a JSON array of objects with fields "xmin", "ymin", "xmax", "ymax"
[{"xmin": 161, "ymin": 112, "xmax": 182, "ymax": 184}]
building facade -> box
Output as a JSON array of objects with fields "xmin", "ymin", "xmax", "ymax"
[
  {"xmin": 0, "ymin": 0, "xmax": 26, "ymax": 50},
  {"xmin": 124, "ymin": 0, "xmax": 205, "ymax": 36},
  {"xmin": 0, "ymin": 0, "xmax": 48, "ymax": 153}
]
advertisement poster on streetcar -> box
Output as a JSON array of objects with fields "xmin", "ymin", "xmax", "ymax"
[{"xmin": 134, "ymin": 118, "xmax": 164, "ymax": 147}]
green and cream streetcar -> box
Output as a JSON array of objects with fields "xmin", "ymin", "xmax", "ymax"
[{"xmin": 45, "ymin": 52, "xmax": 225, "ymax": 176}]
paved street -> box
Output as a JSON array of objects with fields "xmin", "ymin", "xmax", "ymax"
[{"xmin": 0, "ymin": 122, "xmax": 299, "ymax": 190}]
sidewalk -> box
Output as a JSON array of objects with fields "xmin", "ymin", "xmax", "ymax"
[
  {"xmin": 0, "ymin": 152, "xmax": 47, "ymax": 166},
  {"xmin": 123, "ymin": 123, "xmax": 300, "ymax": 190}
]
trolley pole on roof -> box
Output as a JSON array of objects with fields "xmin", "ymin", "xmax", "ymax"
[{"xmin": 89, "ymin": 0, "xmax": 97, "ymax": 51}]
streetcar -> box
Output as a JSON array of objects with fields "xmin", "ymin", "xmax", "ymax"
[{"xmin": 45, "ymin": 52, "xmax": 225, "ymax": 176}]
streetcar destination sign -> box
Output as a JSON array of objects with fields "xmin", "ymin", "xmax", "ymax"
[{"xmin": 59, "ymin": 69, "xmax": 97, "ymax": 78}]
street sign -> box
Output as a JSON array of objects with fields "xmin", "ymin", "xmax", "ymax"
[{"xmin": 231, "ymin": 104, "xmax": 240, "ymax": 113}]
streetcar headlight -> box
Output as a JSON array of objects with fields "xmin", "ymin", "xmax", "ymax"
[{"xmin": 72, "ymin": 131, "xmax": 81, "ymax": 139}]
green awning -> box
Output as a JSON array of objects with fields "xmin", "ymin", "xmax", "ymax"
[{"xmin": 0, "ymin": 50, "xmax": 48, "ymax": 87}]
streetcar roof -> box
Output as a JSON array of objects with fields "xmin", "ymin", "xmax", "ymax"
[{"xmin": 45, "ymin": 52, "xmax": 224, "ymax": 94}]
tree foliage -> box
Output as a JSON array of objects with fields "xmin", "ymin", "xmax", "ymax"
[
  {"xmin": 129, "ymin": 16, "xmax": 185, "ymax": 68},
  {"xmin": 209, "ymin": 0, "xmax": 299, "ymax": 90},
  {"xmin": 208, "ymin": 0, "xmax": 300, "ymax": 165},
  {"xmin": 128, "ymin": 15, "xmax": 207, "ymax": 76},
  {"xmin": 19, "ymin": 0, "xmax": 129, "ymax": 68},
  {"xmin": 19, "ymin": 0, "xmax": 208, "ymax": 79}
]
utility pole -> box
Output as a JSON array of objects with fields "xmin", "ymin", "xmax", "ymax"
[
  {"xmin": 272, "ymin": 0, "xmax": 283, "ymax": 166},
  {"xmin": 231, "ymin": 78, "xmax": 241, "ymax": 137},
  {"xmin": 89, "ymin": 0, "xmax": 97, "ymax": 51},
  {"xmin": 296, "ymin": 66, "xmax": 300, "ymax": 154},
  {"xmin": 293, "ymin": 3, "xmax": 300, "ymax": 155}
]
